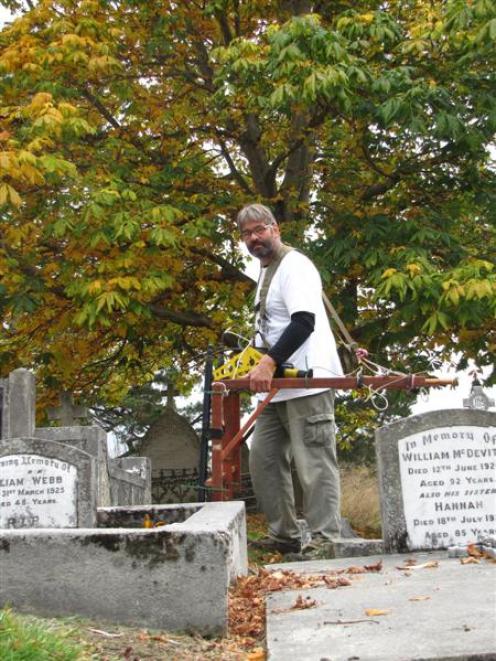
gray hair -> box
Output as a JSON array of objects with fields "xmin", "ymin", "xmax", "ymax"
[{"xmin": 236, "ymin": 203, "xmax": 276, "ymax": 230}]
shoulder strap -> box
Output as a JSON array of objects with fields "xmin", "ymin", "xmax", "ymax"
[
  {"xmin": 257, "ymin": 244, "xmax": 293, "ymax": 322},
  {"xmin": 255, "ymin": 244, "xmax": 293, "ymax": 348}
]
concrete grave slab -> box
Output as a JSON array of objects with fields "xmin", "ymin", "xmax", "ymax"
[
  {"xmin": 266, "ymin": 552, "xmax": 496, "ymax": 661},
  {"xmin": 0, "ymin": 501, "xmax": 247, "ymax": 634}
]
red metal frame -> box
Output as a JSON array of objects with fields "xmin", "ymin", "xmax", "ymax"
[{"xmin": 207, "ymin": 374, "xmax": 456, "ymax": 501}]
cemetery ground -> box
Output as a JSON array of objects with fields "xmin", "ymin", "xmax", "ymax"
[{"xmin": 1, "ymin": 466, "xmax": 381, "ymax": 661}]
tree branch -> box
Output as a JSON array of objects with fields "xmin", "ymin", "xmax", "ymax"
[
  {"xmin": 189, "ymin": 247, "xmax": 256, "ymax": 285},
  {"xmin": 215, "ymin": 130, "xmax": 254, "ymax": 194},
  {"xmin": 215, "ymin": 10, "xmax": 234, "ymax": 45},
  {"xmin": 148, "ymin": 304, "xmax": 214, "ymax": 328},
  {"xmin": 80, "ymin": 87, "xmax": 121, "ymax": 130}
]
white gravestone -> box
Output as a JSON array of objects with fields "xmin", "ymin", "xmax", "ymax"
[
  {"xmin": 376, "ymin": 409, "xmax": 496, "ymax": 552},
  {"xmin": 0, "ymin": 454, "xmax": 78, "ymax": 528},
  {"xmin": 398, "ymin": 425, "xmax": 495, "ymax": 548},
  {"xmin": 0, "ymin": 438, "xmax": 97, "ymax": 529}
]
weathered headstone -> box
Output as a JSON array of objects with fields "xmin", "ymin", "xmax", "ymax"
[
  {"xmin": 47, "ymin": 391, "xmax": 89, "ymax": 426},
  {"xmin": 140, "ymin": 407, "xmax": 200, "ymax": 503},
  {"xmin": 34, "ymin": 425, "xmax": 113, "ymax": 507},
  {"xmin": 0, "ymin": 437, "xmax": 97, "ymax": 528},
  {"xmin": 0, "ymin": 368, "xmax": 35, "ymax": 440},
  {"xmin": 376, "ymin": 409, "xmax": 496, "ymax": 552},
  {"xmin": 0, "ymin": 370, "xmax": 151, "ymax": 508},
  {"xmin": 140, "ymin": 407, "xmax": 200, "ymax": 471}
]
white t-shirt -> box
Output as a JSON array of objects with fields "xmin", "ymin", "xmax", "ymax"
[{"xmin": 254, "ymin": 250, "xmax": 343, "ymax": 402}]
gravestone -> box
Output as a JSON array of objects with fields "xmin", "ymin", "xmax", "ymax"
[
  {"xmin": 376, "ymin": 409, "xmax": 496, "ymax": 552},
  {"xmin": 0, "ymin": 437, "xmax": 97, "ymax": 528},
  {"xmin": 0, "ymin": 368, "xmax": 35, "ymax": 439},
  {"xmin": 47, "ymin": 390, "xmax": 89, "ymax": 426},
  {"xmin": 34, "ymin": 424, "xmax": 113, "ymax": 508},
  {"xmin": 0, "ymin": 370, "xmax": 151, "ymax": 508},
  {"xmin": 141, "ymin": 407, "xmax": 200, "ymax": 503},
  {"xmin": 140, "ymin": 407, "xmax": 200, "ymax": 471}
]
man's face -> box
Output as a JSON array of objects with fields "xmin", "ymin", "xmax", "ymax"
[{"xmin": 240, "ymin": 218, "xmax": 280, "ymax": 260}]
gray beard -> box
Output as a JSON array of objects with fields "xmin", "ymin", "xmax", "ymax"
[{"xmin": 248, "ymin": 242, "xmax": 274, "ymax": 259}]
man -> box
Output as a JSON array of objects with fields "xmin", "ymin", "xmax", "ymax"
[{"xmin": 237, "ymin": 203, "xmax": 343, "ymax": 555}]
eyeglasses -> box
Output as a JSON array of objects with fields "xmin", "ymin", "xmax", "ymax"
[{"xmin": 240, "ymin": 223, "xmax": 273, "ymax": 240}]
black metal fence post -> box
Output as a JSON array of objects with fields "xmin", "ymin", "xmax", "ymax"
[{"xmin": 197, "ymin": 346, "xmax": 213, "ymax": 502}]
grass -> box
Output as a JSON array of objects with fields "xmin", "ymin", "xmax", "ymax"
[
  {"xmin": 340, "ymin": 464, "xmax": 382, "ymax": 538},
  {"xmin": 0, "ymin": 608, "xmax": 88, "ymax": 660}
]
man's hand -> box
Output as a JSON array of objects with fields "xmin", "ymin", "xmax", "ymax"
[{"xmin": 248, "ymin": 354, "xmax": 277, "ymax": 393}]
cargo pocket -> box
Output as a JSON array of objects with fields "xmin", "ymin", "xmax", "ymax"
[{"xmin": 303, "ymin": 413, "xmax": 334, "ymax": 446}]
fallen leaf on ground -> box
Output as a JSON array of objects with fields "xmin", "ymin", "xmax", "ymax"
[
  {"xmin": 346, "ymin": 565, "xmax": 367, "ymax": 574},
  {"xmin": 150, "ymin": 634, "xmax": 180, "ymax": 645},
  {"xmin": 467, "ymin": 543, "xmax": 483, "ymax": 558},
  {"xmin": 246, "ymin": 648, "xmax": 266, "ymax": 660},
  {"xmin": 291, "ymin": 594, "xmax": 317, "ymax": 610},
  {"xmin": 461, "ymin": 556, "xmax": 480, "ymax": 565},
  {"xmin": 408, "ymin": 596, "xmax": 431, "ymax": 601},
  {"xmin": 323, "ymin": 575, "xmax": 352, "ymax": 588},
  {"xmin": 397, "ymin": 560, "xmax": 438, "ymax": 571},
  {"xmin": 87, "ymin": 628, "xmax": 123, "ymax": 638},
  {"xmin": 364, "ymin": 560, "xmax": 383, "ymax": 572},
  {"xmin": 364, "ymin": 608, "xmax": 391, "ymax": 616}
]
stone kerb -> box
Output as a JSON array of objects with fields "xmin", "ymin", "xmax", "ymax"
[
  {"xmin": 34, "ymin": 425, "xmax": 111, "ymax": 507},
  {"xmin": 0, "ymin": 438, "xmax": 97, "ymax": 529},
  {"xmin": 0, "ymin": 501, "xmax": 248, "ymax": 633},
  {"xmin": 375, "ymin": 409, "xmax": 496, "ymax": 553}
]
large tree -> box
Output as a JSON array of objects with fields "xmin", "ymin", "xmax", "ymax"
[{"xmin": 0, "ymin": 0, "xmax": 495, "ymax": 411}]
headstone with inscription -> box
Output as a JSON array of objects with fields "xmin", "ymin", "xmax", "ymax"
[
  {"xmin": 376, "ymin": 409, "xmax": 496, "ymax": 552},
  {"xmin": 0, "ymin": 368, "xmax": 151, "ymax": 512},
  {"xmin": 0, "ymin": 437, "xmax": 97, "ymax": 528}
]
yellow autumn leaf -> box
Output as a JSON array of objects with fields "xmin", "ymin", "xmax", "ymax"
[
  {"xmin": 87, "ymin": 280, "xmax": 103, "ymax": 294},
  {"xmin": 406, "ymin": 263, "xmax": 422, "ymax": 276},
  {"xmin": 7, "ymin": 184, "xmax": 21, "ymax": 207},
  {"xmin": 360, "ymin": 12, "xmax": 375, "ymax": 23},
  {"xmin": 408, "ymin": 596, "xmax": 431, "ymax": 601},
  {"xmin": 0, "ymin": 151, "xmax": 12, "ymax": 170},
  {"xmin": 29, "ymin": 92, "xmax": 53, "ymax": 111},
  {"xmin": 0, "ymin": 183, "xmax": 8, "ymax": 205},
  {"xmin": 365, "ymin": 608, "xmax": 391, "ymax": 616}
]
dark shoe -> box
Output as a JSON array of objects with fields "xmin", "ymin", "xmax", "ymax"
[{"xmin": 249, "ymin": 535, "xmax": 301, "ymax": 554}]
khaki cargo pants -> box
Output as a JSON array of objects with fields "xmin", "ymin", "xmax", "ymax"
[{"xmin": 249, "ymin": 389, "xmax": 340, "ymax": 543}]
